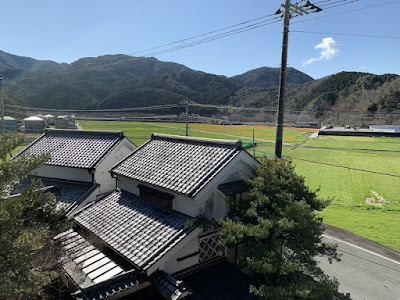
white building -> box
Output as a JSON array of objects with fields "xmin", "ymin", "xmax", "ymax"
[
  {"xmin": 14, "ymin": 129, "xmax": 136, "ymax": 214},
  {"xmin": 57, "ymin": 134, "xmax": 259, "ymax": 299},
  {"xmin": 24, "ymin": 116, "xmax": 45, "ymax": 133},
  {"xmin": 369, "ymin": 125, "xmax": 400, "ymax": 133}
]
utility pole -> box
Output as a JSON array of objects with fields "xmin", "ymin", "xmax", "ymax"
[
  {"xmin": 274, "ymin": 0, "xmax": 322, "ymax": 159},
  {"xmin": 0, "ymin": 78, "xmax": 4, "ymax": 134},
  {"xmin": 180, "ymin": 100, "xmax": 190, "ymax": 136}
]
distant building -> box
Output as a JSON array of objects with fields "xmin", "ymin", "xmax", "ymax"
[
  {"xmin": 369, "ymin": 125, "xmax": 400, "ymax": 133},
  {"xmin": 1, "ymin": 116, "xmax": 18, "ymax": 131},
  {"xmin": 295, "ymin": 121, "xmax": 320, "ymax": 128},
  {"xmin": 43, "ymin": 114, "xmax": 55, "ymax": 126},
  {"xmin": 23, "ymin": 116, "xmax": 45, "ymax": 133},
  {"xmin": 56, "ymin": 115, "xmax": 75, "ymax": 129}
]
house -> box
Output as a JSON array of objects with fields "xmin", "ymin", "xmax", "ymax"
[
  {"xmin": 14, "ymin": 129, "xmax": 136, "ymax": 214},
  {"xmin": 24, "ymin": 116, "xmax": 46, "ymax": 133},
  {"xmin": 57, "ymin": 133, "xmax": 259, "ymax": 299},
  {"xmin": 56, "ymin": 115, "xmax": 76, "ymax": 129},
  {"xmin": 43, "ymin": 114, "xmax": 56, "ymax": 126},
  {"xmin": 1, "ymin": 115, "xmax": 18, "ymax": 131}
]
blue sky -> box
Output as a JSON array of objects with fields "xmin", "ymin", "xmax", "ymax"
[{"xmin": 1, "ymin": 0, "xmax": 399, "ymax": 79}]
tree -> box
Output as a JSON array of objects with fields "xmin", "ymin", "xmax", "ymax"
[
  {"xmin": 218, "ymin": 158, "xmax": 341, "ymax": 299},
  {"xmin": 0, "ymin": 133, "xmax": 66, "ymax": 299}
]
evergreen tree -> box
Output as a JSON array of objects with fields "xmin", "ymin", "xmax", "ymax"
[
  {"xmin": 219, "ymin": 158, "xmax": 340, "ymax": 299},
  {"xmin": 0, "ymin": 133, "xmax": 65, "ymax": 299}
]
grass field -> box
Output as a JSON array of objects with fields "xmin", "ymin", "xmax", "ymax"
[{"xmin": 76, "ymin": 120, "xmax": 400, "ymax": 250}]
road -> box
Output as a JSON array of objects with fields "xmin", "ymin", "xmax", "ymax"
[{"xmin": 319, "ymin": 234, "xmax": 400, "ymax": 300}]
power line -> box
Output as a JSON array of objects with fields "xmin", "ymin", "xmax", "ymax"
[
  {"xmin": 128, "ymin": 12, "xmax": 277, "ymax": 56},
  {"xmin": 292, "ymin": 1, "xmax": 400, "ymax": 25},
  {"xmin": 284, "ymin": 155, "xmax": 400, "ymax": 178},
  {"xmin": 292, "ymin": 30, "xmax": 400, "ymax": 39},
  {"xmin": 255, "ymin": 149, "xmax": 400, "ymax": 178}
]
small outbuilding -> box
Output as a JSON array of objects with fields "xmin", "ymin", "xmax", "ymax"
[
  {"xmin": 23, "ymin": 116, "xmax": 45, "ymax": 133},
  {"xmin": 43, "ymin": 114, "xmax": 56, "ymax": 126},
  {"xmin": 56, "ymin": 115, "xmax": 75, "ymax": 129},
  {"xmin": 1, "ymin": 116, "xmax": 18, "ymax": 131}
]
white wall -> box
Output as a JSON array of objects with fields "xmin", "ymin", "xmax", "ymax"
[
  {"xmin": 118, "ymin": 176, "xmax": 140, "ymax": 196},
  {"xmin": 94, "ymin": 138, "xmax": 136, "ymax": 194},
  {"xmin": 146, "ymin": 229, "xmax": 201, "ymax": 275},
  {"xmin": 33, "ymin": 165, "xmax": 93, "ymax": 182},
  {"xmin": 162, "ymin": 233, "xmax": 200, "ymax": 274}
]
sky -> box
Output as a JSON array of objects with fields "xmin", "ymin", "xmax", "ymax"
[{"xmin": 1, "ymin": 0, "xmax": 399, "ymax": 79}]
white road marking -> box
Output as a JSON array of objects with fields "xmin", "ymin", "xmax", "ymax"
[{"xmin": 323, "ymin": 234, "xmax": 400, "ymax": 266}]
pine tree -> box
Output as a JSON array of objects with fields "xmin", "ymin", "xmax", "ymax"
[
  {"xmin": 0, "ymin": 133, "xmax": 65, "ymax": 299},
  {"xmin": 219, "ymin": 158, "xmax": 341, "ymax": 299}
]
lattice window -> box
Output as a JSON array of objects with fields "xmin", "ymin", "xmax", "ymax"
[{"xmin": 199, "ymin": 232, "xmax": 221, "ymax": 263}]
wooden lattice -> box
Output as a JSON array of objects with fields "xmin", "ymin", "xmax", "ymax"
[{"xmin": 199, "ymin": 232, "xmax": 221, "ymax": 262}]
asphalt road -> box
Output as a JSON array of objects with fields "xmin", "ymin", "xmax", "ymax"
[{"xmin": 319, "ymin": 235, "xmax": 400, "ymax": 300}]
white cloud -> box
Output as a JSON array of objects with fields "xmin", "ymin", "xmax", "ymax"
[{"xmin": 303, "ymin": 37, "xmax": 339, "ymax": 66}]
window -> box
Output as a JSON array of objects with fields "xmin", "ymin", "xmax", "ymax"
[{"xmin": 138, "ymin": 185, "xmax": 174, "ymax": 210}]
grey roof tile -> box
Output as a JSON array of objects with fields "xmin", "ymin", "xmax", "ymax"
[
  {"xmin": 153, "ymin": 272, "xmax": 191, "ymax": 300},
  {"xmin": 111, "ymin": 134, "xmax": 242, "ymax": 197},
  {"xmin": 13, "ymin": 176, "xmax": 96, "ymax": 210},
  {"xmin": 74, "ymin": 190, "xmax": 192, "ymax": 270},
  {"xmin": 14, "ymin": 129, "xmax": 125, "ymax": 169},
  {"xmin": 218, "ymin": 180, "xmax": 250, "ymax": 196}
]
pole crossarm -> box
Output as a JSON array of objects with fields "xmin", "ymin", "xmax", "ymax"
[{"xmin": 275, "ymin": 0, "xmax": 322, "ymax": 19}]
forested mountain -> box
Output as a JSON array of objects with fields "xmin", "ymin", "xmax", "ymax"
[
  {"xmin": 231, "ymin": 66, "xmax": 313, "ymax": 88},
  {"xmin": 0, "ymin": 50, "xmax": 67, "ymax": 72},
  {"xmin": 0, "ymin": 50, "xmax": 399, "ymax": 123}
]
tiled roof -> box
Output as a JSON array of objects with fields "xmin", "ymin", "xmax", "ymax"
[
  {"xmin": 15, "ymin": 129, "xmax": 125, "ymax": 169},
  {"xmin": 111, "ymin": 134, "xmax": 242, "ymax": 197},
  {"xmin": 55, "ymin": 229, "xmax": 141, "ymax": 300},
  {"xmin": 218, "ymin": 180, "xmax": 250, "ymax": 196},
  {"xmin": 13, "ymin": 177, "xmax": 96, "ymax": 211},
  {"xmin": 75, "ymin": 189, "xmax": 193, "ymax": 270},
  {"xmin": 153, "ymin": 272, "xmax": 191, "ymax": 300}
]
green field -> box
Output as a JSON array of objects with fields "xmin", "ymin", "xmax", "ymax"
[{"xmin": 78, "ymin": 120, "xmax": 400, "ymax": 250}]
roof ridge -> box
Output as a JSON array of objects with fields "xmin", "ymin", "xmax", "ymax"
[
  {"xmin": 45, "ymin": 129, "xmax": 124, "ymax": 137},
  {"xmin": 151, "ymin": 133, "xmax": 242, "ymax": 149}
]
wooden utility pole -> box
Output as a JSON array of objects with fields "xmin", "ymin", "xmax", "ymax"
[
  {"xmin": 274, "ymin": 0, "xmax": 322, "ymax": 159},
  {"xmin": 185, "ymin": 101, "xmax": 189, "ymax": 136},
  {"xmin": 275, "ymin": 0, "xmax": 291, "ymax": 159},
  {"xmin": 0, "ymin": 78, "xmax": 4, "ymax": 134}
]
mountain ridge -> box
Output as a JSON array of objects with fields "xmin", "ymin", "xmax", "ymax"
[{"xmin": 0, "ymin": 50, "xmax": 398, "ymax": 124}]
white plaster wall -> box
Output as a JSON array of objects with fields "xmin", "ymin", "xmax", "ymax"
[
  {"xmin": 33, "ymin": 165, "xmax": 92, "ymax": 182},
  {"xmin": 117, "ymin": 177, "xmax": 140, "ymax": 196},
  {"xmin": 163, "ymin": 233, "xmax": 199, "ymax": 274},
  {"xmin": 94, "ymin": 139, "xmax": 136, "ymax": 194},
  {"xmin": 194, "ymin": 152, "xmax": 258, "ymax": 219},
  {"xmin": 173, "ymin": 194, "xmax": 201, "ymax": 217}
]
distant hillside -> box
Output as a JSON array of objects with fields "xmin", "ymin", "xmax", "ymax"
[
  {"xmin": 285, "ymin": 72, "xmax": 400, "ymax": 124},
  {"xmin": 1, "ymin": 50, "xmax": 398, "ymax": 124},
  {"xmin": 231, "ymin": 67, "xmax": 313, "ymax": 88},
  {"xmin": 0, "ymin": 50, "xmax": 67, "ymax": 72}
]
